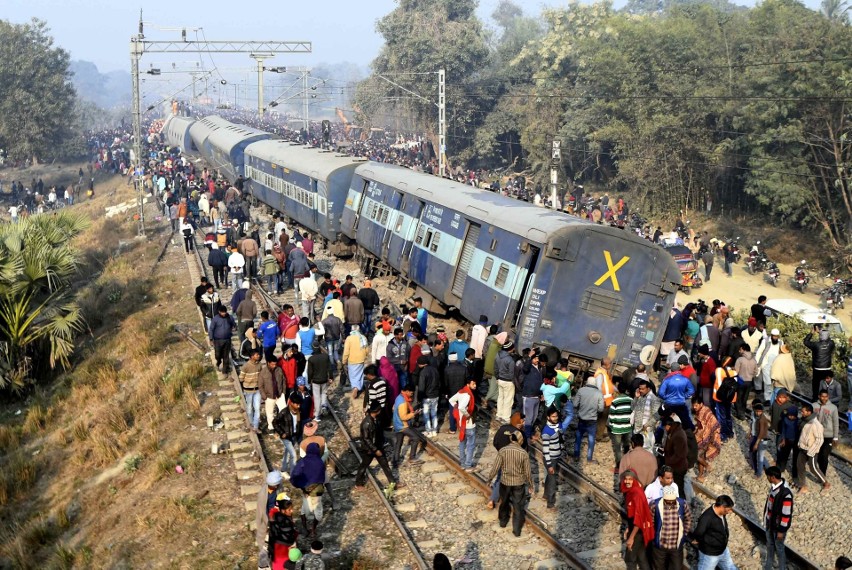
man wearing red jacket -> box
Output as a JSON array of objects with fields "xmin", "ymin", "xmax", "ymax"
[{"xmin": 696, "ymin": 346, "xmax": 717, "ymax": 407}]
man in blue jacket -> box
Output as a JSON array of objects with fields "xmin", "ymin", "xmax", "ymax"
[
  {"xmin": 258, "ymin": 310, "xmax": 280, "ymax": 363},
  {"xmin": 659, "ymin": 362, "xmax": 695, "ymax": 429},
  {"xmin": 209, "ymin": 304, "xmax": 235, "ymax": 374}
]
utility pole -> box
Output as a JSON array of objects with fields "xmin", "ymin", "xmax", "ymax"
[
  {"xmin": 550, "ymin": 140, "xmax": 561, "ymax": 210},
  {"xmin": 128, "ymin": 13, "xmax": 311, "ymax": 237},
  {"xmin": 303, "ymin": 69, "xmax": 310, "ymax": 134},
  {"xmin": 130, "ymin": 15, "xmax": 144, "ymax": 236},
  {"xmin": 375, "ymin": 70, "xmax": 446, "ymax": 177},
  {"xmin": 250, "ymin": 53, "xmax": 275, "ymax": 118},
  {"xmin": 438, "ymin": 69, "xmax": 446, "ymax": 178}
]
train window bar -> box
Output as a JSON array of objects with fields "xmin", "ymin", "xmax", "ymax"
[
  {"xmin": 495, "ymin": 264, "xmax": 510, "ymax": 289},
  {"xmin": 481, "ymin": 257, "xmax": 494, "ymax": 281}
]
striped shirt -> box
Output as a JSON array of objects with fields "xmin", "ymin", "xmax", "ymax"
[
  {"xmin": 540, "ymin": 422, "xmax": 563, "ymax": 468},
  {"xmin": 239, "ymin": 360, "xmax": 263, "ymax": 391},
  {"xmin": 487, "ymin": 442, "xmax": 533, "ymax": 487},
  {"xmin": 366, "ymin": 379, "xmax": 388, "ymax": 409},
  {"xmin": 608, "ymin": 394, "xmax": 633, "ymax": 435}
]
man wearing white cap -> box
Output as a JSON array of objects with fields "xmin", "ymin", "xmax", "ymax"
[
  {"xmin": 649, "ymin": 485, "xmax": 693, "ymax": 569},
  {"xmin": 256, "ymin": 471, "xmax": 285, "ymax": 569},
  {"xmin": 756, "ymin": 328, "xmax": 784, "ymax": 404}
]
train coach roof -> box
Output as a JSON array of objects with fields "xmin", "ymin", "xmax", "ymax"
[
  {"xmin": 245, "ymin": 139, "xmax": 364, "ymax": 179},
  {"xmin": 200, "ymin": 116, "xmax": 269, "ymax": 150},
  {"xmin": 356, "ymin": 162, "xmax": 594, "ymax": 242}
]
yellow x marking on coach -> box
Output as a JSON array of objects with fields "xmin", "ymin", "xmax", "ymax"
[{"xmin": 594, "ymin": 250, "xmax": 630, "ymax": 291}]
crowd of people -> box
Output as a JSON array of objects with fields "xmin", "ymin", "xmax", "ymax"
[{"xmin": 47, "ymin": 115, "xmax": 848, "ymax": 570}]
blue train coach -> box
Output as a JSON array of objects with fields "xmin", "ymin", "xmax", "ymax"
[
  {"xmin": 341, "ymin": 162, "xmax": 681, "ymax": 368},
  {"xmin": 161, "ymin": 115, "xmax": 198, "ymax": 157},
  {"xmin": 193, "ymin": 116, "xmax": 270, "ymax": 183},
  {"xmin": 243, "ymin": 140, "xmax": 363, "ymax": 247}
]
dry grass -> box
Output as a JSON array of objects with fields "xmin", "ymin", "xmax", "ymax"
[
  {"xmin": 89, "ymin": 426, "xmax": 122, "ymax": 467},
  {"xmin": 0, "ymin": 425, "xmax": 21, "ymax": 453},
  {"xmin": 0, "ymin": 451, "xmax": 41, "ymax": 506},
  {"xmin": 22, "ymin": 403, "xmax": 52, "ymax": 434},
  {"xmin": 72, "ymin": 418, "xmax": 89, "ymax": 442}
]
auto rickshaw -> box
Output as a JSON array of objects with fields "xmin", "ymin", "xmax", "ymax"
[{"xmin": 664, "ymin": 244, "xmax": 703, "ymax": 293}]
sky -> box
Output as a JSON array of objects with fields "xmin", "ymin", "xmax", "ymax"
[
  {"xmin": 6, "ymin": 0, "xmax": 821, "ymax": 75},
  {"xmin": 6, "ymin": 0, "xmax": 825, "ymax": 72}
]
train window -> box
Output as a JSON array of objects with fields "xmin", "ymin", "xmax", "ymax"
[
  {"xmin": 395, "ymin": 214, "xmax": 404, "ymax": 233},
  {"xmin": 495, "ymin": 264, "xmax": 510, "ymax": 289},
  {"xmin": 481, "ymin": 257, "xmax": 494, "ymax": 281},
  {"xmin": 375, "ymin": 206, "xmax": 384, "ymax": 221},
  {"xmin": 415, "ymin": 224, "xmax": 426, "ymax": 245},
  {"xmin": 381, "ymin": 208, "xmax": 390, "ymax": 225},
  {"xmin": 490, "ymin": 239, "xmax": 497, "ymax": 251},
  {"xmin": 424, "ymin": 230, "xmax": 434, "ymax": 249},
  {"xmin": 429, "ymin": 232, "xmax": 441, "ymax": 253}
]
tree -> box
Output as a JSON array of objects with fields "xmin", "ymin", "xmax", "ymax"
[
  {"xmin": 0, "ymin": 19, "xmax": 77, "ymax": 163},
  {"xmin": 0, "ymin": 212, "xmax": 90, "ymax": 390},
  {"xmin": 821, "ymin": 0, "xmax": 850, "ymax": 22},
  {"xmin": 354, "ymin": 0, "xmax": 490, "ymax": 156}
]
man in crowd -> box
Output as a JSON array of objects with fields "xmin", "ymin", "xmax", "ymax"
[
  {"xmin": 619, "ymin": 434, "xmax": 658, "ymax": 488},
  {"xmin": 795, "ymin": 403, "xmax": 828, "ymax": 494},
  {"xmin": 663, "ymin": 416, "xmax": 689, "ymax": 499},
  {"xmin": 355, "ymin": 402, "xmax": 400, "ymax": 490},
  {"xmin": 608, "ymin": 382, "xmax": 634, "ymax": 474},
  {"xmin": 650, "ymin": 485, "xmax": 692, "ymax": 569},
  {"xmin": 645, "ymin": 465, "xmax": 678, "ymax": 504},
  {"xmin": 803, "ymin": 326, "xmax": 835, "ymax": 398},
  {"xmin": 755, "ymin": 328, "xmax": 784, "ymax": 404},
  {"xmin": 632, "ymin": 380, "xmax": 661, "ymax": 450},
  {"xmin": 540, "ymin": 406, "xmax": 563, "ymax": 509},
  {"xmin": 692, "ymin": 495, "xmax": 736, "ymax": 569},
  {"xmin": 209, "ymin": 304, "xmax": 235, "ymax": 375},
  {"xmin": 763, "ymin": 466, "xmax": 794, "ymax": 570},
  {"xmin": 486, "ymin": 430, "xmax": 533, "ymax": 538},
  {"xmin": 573, "ymin": 375, "xmax": 604, "ymax": 463},
  {"xmin": 392, "ymin": 385, "xmax": 425, "ymax": 468},
  {"xmin": 813, "ymin": 389, "xmax": 839, "ymax": 477}
]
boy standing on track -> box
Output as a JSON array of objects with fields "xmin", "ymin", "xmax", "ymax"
[
  {"xmin": 763, "ymin": 466, "xmax": 793, "ymax": 570},
  {"xmin": 540, "ymin": 406, "xmax": 563, "ymax": 508},
  {"xmin": 355, "ymin": 401, "xmax": 400, "ymax": 489},
  {"xmin": 794, "ymin": 403, "xmax": 828, "ymax": 494},
  {"xmin": 486, "ymin": 430, "xmax": 533, "ymax": 537}
]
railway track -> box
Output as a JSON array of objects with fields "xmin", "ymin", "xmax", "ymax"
[{"xmin": 251, "ymin": 285, "xmax": 589, "ymax": 569}]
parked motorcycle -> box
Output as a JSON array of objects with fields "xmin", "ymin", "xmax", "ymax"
[
  {"xmin": 729, "ymin": 238, "xmax": 741, "ymax": 263},
  {"xmin": 765, "ymin": 262, "xmax": 781, "ymax": 287},
  {"xmin": 791, "ymin": 260, "xmax": 810, "ymax": 293},
  {"xmin": 820, "ymin": 281, "xmax": 845, "ymax": 314},
  {"xmin": 746, "ymin": 242, "xmax": 766, "ymax": 274}
]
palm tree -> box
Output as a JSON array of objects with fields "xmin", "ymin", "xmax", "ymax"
[
  {"xmin": 821, "ymin": 0, "xmax": 850, "ymax": 23},
  {"xmin": 0, "ymin": 211, "xmax": 90, "ymax": 390}
]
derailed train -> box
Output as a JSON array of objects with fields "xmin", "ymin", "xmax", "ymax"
[{"xmin": 163, "ymin": 114, "xmax": 681, "ymax": 370}]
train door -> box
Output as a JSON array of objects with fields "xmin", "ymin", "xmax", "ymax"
[
  {"xmin": 451, "ymin": 221, "xmax": 481, "ymax": 299},
  {"xmin": 351, "ymin": 178, "xmax": 371, "ymax": 233},
  {"xmin": 310, "ymin": 175, "xmax": 319, "ymax": 229},
  {"xmin": 509, "ymin": 244, "xmax": 541, "ymax": 329},
  {"xmin": 400, "ymin": 200, "xmax": 425, "ymax": 275},
  {"xmin": 381, "ymin": 191, "xmax": 404, "ymax": 259}
]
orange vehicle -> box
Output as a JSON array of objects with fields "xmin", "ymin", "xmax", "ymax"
[{"xmin": 664, "ymin": 244, "xmax": 703, "ymax": 293}]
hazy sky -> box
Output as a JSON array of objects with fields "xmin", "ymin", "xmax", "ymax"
[{"xmin": 5, "ymin": 0, "xmax": 823, "ymax": 74}]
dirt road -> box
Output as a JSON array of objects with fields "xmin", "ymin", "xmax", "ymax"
[{"xmin": 678, "ymin": 256, "xmax": 852, "ymax": 333}]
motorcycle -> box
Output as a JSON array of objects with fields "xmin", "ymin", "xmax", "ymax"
[
  {"xmin": 765, "ymin": 262, "xmax": 781, "ymax": 287},
  {"xmin": 820, "ymin": 282, "xmax": 845, "ymax": 314},
  {"xmin": 791, "ymin": 260, "xmax": 810, "ymax": 293},
  {"xmin": 746, "ymin": 242, "xmax": 761, "ymax": 274},
  {"xmin": 729, "ymin": 238, "xmax": 741, "ymax": 264}
]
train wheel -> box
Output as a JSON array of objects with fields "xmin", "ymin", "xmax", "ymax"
[{"xmin": 540, "ymin": 345, "xmax": 561, "ymax": 367}]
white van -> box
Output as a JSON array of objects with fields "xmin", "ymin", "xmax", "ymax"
[{"xmin": 764, "ymin": 299, "xmax": 845, "ymax": 334}]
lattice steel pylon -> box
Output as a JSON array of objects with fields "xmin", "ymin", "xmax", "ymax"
[{"xmin": 129, "ymin": 13, "xmax": 312, "ymax": 236}]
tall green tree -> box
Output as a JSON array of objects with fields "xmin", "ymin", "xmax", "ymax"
[
  {"xmin": 0, "ymin": 212, "xmax": 89, "ymax": 390},
  {"xmin": 0, "ymin": 19, "xmax": 77, "ymax": 163},
  {"xmin": 820, "ymin": 0, "xmax": 850, "ymax": 22},
  {"xmin": 354, "ymin": 0, "xmax": 490, "ymax": 156}
]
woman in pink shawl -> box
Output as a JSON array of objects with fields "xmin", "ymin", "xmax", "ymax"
[{"xmin": 379, "ymin": 356, "xmax": 400, "ymax": 401}]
